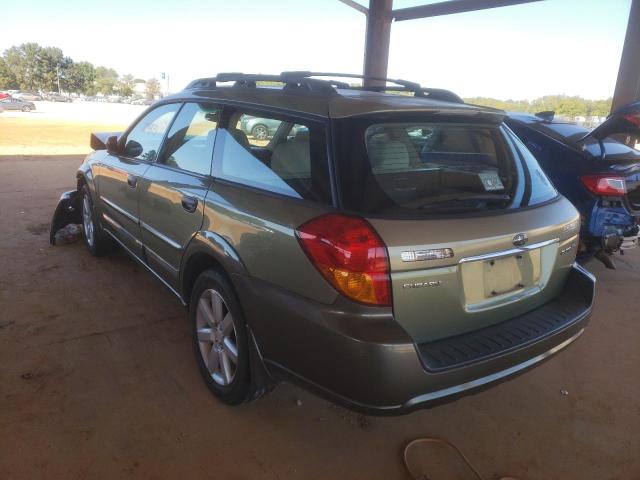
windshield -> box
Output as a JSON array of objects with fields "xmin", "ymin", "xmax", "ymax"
[{"xmin": 335, "ymin": 117, "xmax": 557, "ymax": 216}]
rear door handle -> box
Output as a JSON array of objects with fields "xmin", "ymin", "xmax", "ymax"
[
  {"xmin": 127, "ymin": 174, "xmax": 137, "ymax": 188},
  {"xmin": 181, "ymin": 195, "xmax": 198, "ymax": 213}
]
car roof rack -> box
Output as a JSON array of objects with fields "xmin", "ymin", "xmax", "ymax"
[
  {"xmin": 362, "ymin": 85, "xmax": 464, "ymax": 103},
  {"xmin": 185, "ymin": 72, "xmax": 346, "ymax": 95},
  {"xmin": 185, "ymin": 71, "xmax": 463, "ymax": 103}
]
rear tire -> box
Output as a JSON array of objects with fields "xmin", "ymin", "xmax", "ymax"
[
  {"xmin": 251, "ymin": 124, "xmax": 269, "ymax": 141},
  {"xmin": 190, "ymin": 269, "xmax": 263, "ymax": 405},
  {"xmin": 22, "ymin": 105, "xmax": 32, "ymax": 112},
  {"xmin": 81, "ymin": 185, "xmax": 113, "ymax": 256}
]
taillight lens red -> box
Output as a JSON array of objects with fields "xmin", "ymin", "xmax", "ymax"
[
  {"xmin": 580, "ymin": 175, "xmax": 626, "ymax": 196},
  {"xmin": 295, "ymin": 214, "xmax": 391, "ymax": 306},
  {"xmin": 623, "ymin": 113, "xmax": 640, "ymax": 128}
]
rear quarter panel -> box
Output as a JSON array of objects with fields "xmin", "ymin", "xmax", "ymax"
[{"xmin": 202, "ymin": 181, "xmax": 338, "ymax": 304}]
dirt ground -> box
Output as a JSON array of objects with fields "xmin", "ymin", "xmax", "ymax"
[{"xmin": 0, "ymin": 111, "xmax": 639, "ymax": 479}]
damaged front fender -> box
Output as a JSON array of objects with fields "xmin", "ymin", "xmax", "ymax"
[{"xmin": 49, "ymin": 190, "xmax": 82, "ymax": 245}]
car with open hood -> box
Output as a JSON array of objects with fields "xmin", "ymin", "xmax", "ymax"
[
  {"xmin": 50, "ymin": 72, "xmax": 594, "ymax": 414},
  {"xmin": 505, "ymin": 101, "xmax": 640, "ymax": 268}
]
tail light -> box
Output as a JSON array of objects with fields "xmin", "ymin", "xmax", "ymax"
[
  {"xmin": 580, "ymin": 175, "xmax": 626, "ymax": 196},
  {"xmin": 624, "ymin": 113, "xmax": 640, "ymax": 128},
  {"xmin": 295, "ymin": 214, "xmax": 391, "ymax": 306}
]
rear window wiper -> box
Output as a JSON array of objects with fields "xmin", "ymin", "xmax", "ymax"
[{"xmin": 418, "ymin": 193, "xmax": 510, "ymax": 209}]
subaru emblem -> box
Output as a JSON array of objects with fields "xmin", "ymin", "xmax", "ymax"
[{"xmin": 512, "ymin": 233, "xmax": 528, "ymax": 246}]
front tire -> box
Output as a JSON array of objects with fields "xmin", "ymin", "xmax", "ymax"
[
  {"xmin": 22, "ymin": 105, "xmax": 32, "ymax": 112},
  {"xmin": 191, "ymin": 270, "xmax": 257, "ymax": 405},
  {"xmin": 81, "ymin": 185, "xmax": 112, "ymax": 256}
]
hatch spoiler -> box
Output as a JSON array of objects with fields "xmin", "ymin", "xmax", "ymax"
[{"xmin": 581, "ymin": 100, "xmax": 640, "ymax": 142}]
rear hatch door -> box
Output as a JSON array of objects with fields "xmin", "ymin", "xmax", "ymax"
[
  {"xmin": 333, "ymin": 112, "xmax": 580, "ymax": 343},
  {"xmin": 370, "ymin": 199, "xmax": 579, "ymax": 343},
  {"xmin": 587, "ymin": 100, "xmax": 640, "ymax": 142},
  {"xmin": 579, "ymin": 100, "xmax": 640, "ymax": 213}
]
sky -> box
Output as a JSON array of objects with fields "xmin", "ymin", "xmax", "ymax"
[{"xmin": 0, "ymin": 0, "xmax": 632, "ymax": 100}]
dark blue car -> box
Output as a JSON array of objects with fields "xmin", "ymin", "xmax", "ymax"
[{"xmin": 505, "ymin": 102, "xmax": 640, "ymax": 268}]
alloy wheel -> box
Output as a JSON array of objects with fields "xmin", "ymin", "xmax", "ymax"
[
  {"xmin": 252, "ymin": 125, "xmax": 268, "ymax": 140},
  {"xmin": 82, "ymin": 194, "xmax": 95, "ymax": 247},
  {"xmin": 196, "ymin": 288, "xmax": 238, "ymax": 386}
]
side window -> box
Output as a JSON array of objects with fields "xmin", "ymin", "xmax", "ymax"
[
  {"xmin": 159, "ymin": 103, "xmax": 219, "ymax": 175},
  {"xmin": 122, "ymin": 103, "xmax": 180, "ymax": 162},
  {"xmin": 238, "ymin": 114, "xmax": 283, "ymax": 146},
  {"xmin": 505, "ymin": 127, "xmax": 557, "ymax": 205},
  {"xmin": 213, "ymin": 110, "xmax": 331, "ymax": 204}
]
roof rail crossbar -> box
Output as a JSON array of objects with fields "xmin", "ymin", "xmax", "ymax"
[
  {"xmin": 216, "ymin": 72, "xmax": 285, "ymax": 84},
  {"xmin": 364, "ymin": 85, "xmax": 463, "ymax": 103},
  {"xmin": 281, "ymin": 71, "xmax": 423, "ymax": 92},
  {"xmin": 185, "ymin": 73, "xmax": 286, "ymax": 90},
  {"xmin": 187, "ymin": 72, "xmax": 348, "ymax": 95},
  {"xmin": 185, "ymin": 71, "xmax": 463, "ymax": 103},
  {"xmin": 185, "ymin": 78, "xmax": 217, "ymax": 89}
]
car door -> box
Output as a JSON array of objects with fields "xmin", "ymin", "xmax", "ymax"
[
  {"xmin": 4, "ymin": 99, "xmax": 18, "ymax": 110},
  {"xmin": 95, "ymin": 103, "xmax": 181, "ymax": 258},
  {"xmin": 137, "ymin": 102, "xmax": 219, "ymax": 286}
]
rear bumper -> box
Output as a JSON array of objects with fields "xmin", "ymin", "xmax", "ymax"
[{"xmin": 236, "ymin": 264, "xmax": 595, "ymax": 415}]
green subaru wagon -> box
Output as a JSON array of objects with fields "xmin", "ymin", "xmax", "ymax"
[{"xmin": 50, "ymin": 72, "xmax": 595, "ymax": 414}]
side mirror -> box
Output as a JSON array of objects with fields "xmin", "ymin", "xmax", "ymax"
[
  {"xmin": 123, "ymin": 140, "xmax": 143, "ymax": 158},
  {"xmin": 106, "ymin": 135, "xmax": 120, "ymax": 154}
]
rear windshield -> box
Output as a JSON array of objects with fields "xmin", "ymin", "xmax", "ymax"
[
  {"xmin": 334, "ymin": 117, "xmax": 557, "ymax": 216},
  {"xmin": 536, "ymin": 121, "xmax": 589, "ymax": 142}
]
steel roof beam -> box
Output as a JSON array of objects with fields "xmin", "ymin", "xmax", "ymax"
[
  {"xmin": 612, "ymin": 0, "xmax": 640, "ymax": 113},
  {"xmin": 392, "ymin": 0, "xmax": 543, "ymax": 22},
  {"xmin": 337, "ymin": 0, "xmax": 369, "ymax": 15}
]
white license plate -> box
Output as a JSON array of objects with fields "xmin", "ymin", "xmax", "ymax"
[{"xmin": 482, "ymin": 255, "xmax": 526, "ymax": 297}]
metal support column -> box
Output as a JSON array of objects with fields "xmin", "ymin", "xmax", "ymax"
[
  {"xmin": 363, "ymin": 0, "xmax": 393, "ymax": 87},
  {"xmin": 612, "ymin": 0, "xmax": 640, "ymax": 112}
]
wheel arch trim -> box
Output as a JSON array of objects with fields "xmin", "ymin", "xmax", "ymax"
[{"xmin": 179, "ymin": 230, "xmax": 248, "ymax": 301}]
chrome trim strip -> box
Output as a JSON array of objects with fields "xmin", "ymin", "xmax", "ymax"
[
  {"xmin": 101, "ymin": 196, "xmax": 138, "ymax": 224},
  {"xmin": 140, "ymin": 221, "xmax": 182, "ymax": 250},
  {"xmin": 465, "ymin": 285, "xmax": 542, "ymax": 313},
  {"xmin": 145, "ymin": 244, "xmax": 179, "ymax": 275},
  {"xmin": 458, "ymin": 237, "xmax": 559, "ymax": 264},
  {"xmin": 103, "ymin": 229, "xmax": 185, "ymax": 305},
  {"xmin": 573, "ymin": 261, "xmax": 596, "ymax": 282},
  {"xmin": 101, "ymin": 212, "xmax": 142, "ymax": 247},
  {"xmin": 404, "ymin": 328, "xmax": 585, "ymax": 408}
]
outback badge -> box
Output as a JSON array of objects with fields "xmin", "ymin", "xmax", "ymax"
[{"xmin": 512, "ymin": 232, "xmax": 528, "ymax": 246}]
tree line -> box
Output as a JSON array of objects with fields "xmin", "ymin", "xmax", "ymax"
[
  {"xmin": 463, "ymin": 95, "xmax": 613, "ymax": 118},
  {"xmin": 0, "ymin": 43, "xmax": 162, "ymax": 99},
  {"xmin": 0, "ymin": 42, "xmax": 614, "ymax": 113}
]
